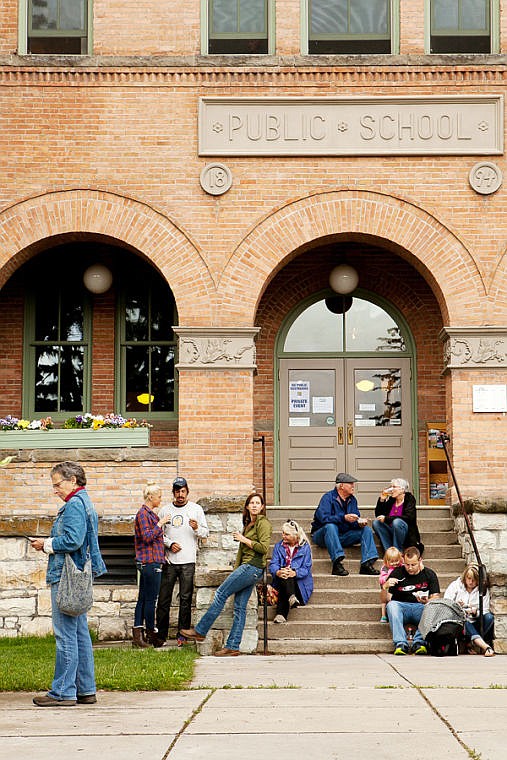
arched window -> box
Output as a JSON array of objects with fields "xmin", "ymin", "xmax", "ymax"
[{"xmin": 283, "ymin": 296, "xmax": 407, "ymax": 354}]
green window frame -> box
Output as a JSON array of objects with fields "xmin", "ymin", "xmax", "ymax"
[
  {"xmin": 202, "ymin": 0, "xmax": 274, "ymax": 54},
  {"xmin": 19, "ymin": 0, "xmax": 92, "ymax": 55},
  {"xmin": 23, "ymin": 285, "xmax": 92, "ymax": 420},
  {"xmin": 303, "ymin": 0, "xmax": 400, "ymax": 55},
  {"xmin": 426, "ymin": 0, "xmax": 499, "ymax": 54},
  {"xmin": 116, "ymin": 268, "xmax": 178, "ymax": 421}
]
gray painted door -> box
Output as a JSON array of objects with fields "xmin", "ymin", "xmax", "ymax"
[{"xmin": 279, "ymin": 357, "xmax": 412, "ymax": 506}]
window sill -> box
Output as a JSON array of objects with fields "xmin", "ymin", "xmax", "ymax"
[{"xmin": 0, "ymin": 427, "xmax": 149, "ymax": 449}]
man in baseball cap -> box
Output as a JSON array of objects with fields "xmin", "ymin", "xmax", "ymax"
[
  {"xmin": 154, "ymin": 477, "xmax": 209, "ymax": 646},
  {"xmin": 311, "ymin": 472, "xmax": 379, "ymax": 577}
]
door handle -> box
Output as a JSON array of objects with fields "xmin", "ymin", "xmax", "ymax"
[
  {"xmin": 337, "ymin": 426, "xmax": 344, "ymax": 445},
  {"xmin": 347, "ymin": 421, "xmax": 353, "ymax": 445}
]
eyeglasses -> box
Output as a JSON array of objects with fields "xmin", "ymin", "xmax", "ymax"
[
  {"xmin": 286, "ymin": 519, "xmax": 299, "ymax": 529},
  {"xmin": 52, "ymin": 479, "xmax": 68, "ymax": 489}
]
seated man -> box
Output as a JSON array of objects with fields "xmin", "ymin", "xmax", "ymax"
[
  {"xmin": 384, "ymin": 545, "xmax": 440, "ymax": 655},
  {"xmin": 311, "ymin": 472, "xmax": 379, "ymax": 577}
]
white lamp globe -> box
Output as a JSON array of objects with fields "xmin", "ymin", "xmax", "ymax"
[
  {"xmin": 83, "ymin": 264, "xmax": 113, "ymax": 294},
  {"xmin": 329, "ymin": 264, "xmax": 359, "ymax": 295}
]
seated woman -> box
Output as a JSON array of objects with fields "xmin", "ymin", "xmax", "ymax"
[
  {"xmin": 269, "ymin": 519, "xmax": 313, "ymax": 624},
  {"xmin": 373, "ymin": 478, "xmax": 421, "ymax": 553},
  {"xmin": 444, "ymin": 564, "xmax": 495, "ymax": 657}
]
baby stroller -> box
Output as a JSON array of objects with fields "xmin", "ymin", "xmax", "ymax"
[{"xmin": 418, "ymin": 599, "xmax": 466, "ymax": 656}]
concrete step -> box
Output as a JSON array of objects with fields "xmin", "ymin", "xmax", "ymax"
[
  {"xmin": 306, "ymin": 571, "xmax": 458, "ymax": 589},
  {"xmin": 305, "ymin": 545, "xmax": 462, "ymax": 565},
  {"xmin": 267, "ymin": 517, "xmax": 455, "ymax": 533},
  {"xmin": 262, "ymin": 620, "xmax": 396, "ymax": 640},
  {"xmin": 263, "ymin": 604, "xmax": 385, "ymax": 622},
  {"xmin": 258, "ymin": 638, "xmax": 393, "ymax": 654}
]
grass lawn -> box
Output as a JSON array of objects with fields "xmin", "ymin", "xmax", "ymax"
[{"xmin": 0, "ymin": 636, "xmax": 198, "ymax": 692}]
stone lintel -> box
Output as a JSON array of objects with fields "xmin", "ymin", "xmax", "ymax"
[
  {"xmin": 175, "ymin": 327, "xmax": 260, "ymax": 370},
  {"xmin": 440, "ymin": 326, "xmax": 507, "ymax": 369},
  {"xmin": 0, "ymin": 447, "xmax": 178, "ymax": 461}
]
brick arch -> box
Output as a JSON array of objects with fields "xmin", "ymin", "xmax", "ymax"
[
  {"xmin": 489, "ymin": 248, "xmax": 507, "ymax": 322},
  {"xmin": 219, "ymin": 190, "xmax": 486, "ymax": 326},
  {"xmin": 0, "ymin": 189, "xmax": 214, "ymax": 323}
]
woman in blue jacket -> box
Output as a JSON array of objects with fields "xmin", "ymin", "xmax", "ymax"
[{"xmin": 269, "ymin": 519, "xmax": 313, "ymax": 624}]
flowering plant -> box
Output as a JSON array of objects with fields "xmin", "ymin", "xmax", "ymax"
[
  {"xmin": 63, "ymin": 413, "xmax": 151, "ymax": 430},
  {"xmin": 0, "ymin": 415, "xmax": 53, "ymax": 431}
]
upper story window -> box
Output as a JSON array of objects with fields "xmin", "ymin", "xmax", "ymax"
[
  {"xmin": 27, "ymin": 0, "xmax": 89, "ymax": 54},
  {"xmin": 430, "ymin": 0, "xmax": 491, "ymax": 53},
  {"xmin": 308, "ymin": 0, "xmax": 393, "ymax": 54},
  {"xmin": 208, "ymin": 0, "xmax": 269, "ymax": 54}
]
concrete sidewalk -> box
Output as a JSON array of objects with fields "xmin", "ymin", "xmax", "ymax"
[{"xmin": 1, "ymin": 654, "xmax": 506, "ymax": 759}]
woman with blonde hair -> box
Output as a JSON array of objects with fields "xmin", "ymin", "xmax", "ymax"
[
  {"xmin": 133, "ymin": 481, "xmax": 171, "ymax": 648},
  {"xmin": 269, "ymin": 519, "xmax": 313, "ymax": 624},
  {"xmin": 444, "ymin": 564, "xmax": 495, "ymax": 656}
]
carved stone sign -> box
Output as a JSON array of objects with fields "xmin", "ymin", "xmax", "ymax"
[
  {"xmin": 175, "ymin": 327, "xmax": 260, "ymax": 370},
  {"xmin": 440, "ymin": 327, "xmax": 507, "ymax": 370},
  {"xmin": 199, "ymin": 96, "xmax": 503, "ymax": 156}
]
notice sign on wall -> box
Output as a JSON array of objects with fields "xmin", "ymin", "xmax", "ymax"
[
  {"xmin": 289, "ymin": 381, "xmax": 310, "ymax": 412},
  {"xmin": 472, "ymin": 384, "xmax": 507, "ymax": 412}
]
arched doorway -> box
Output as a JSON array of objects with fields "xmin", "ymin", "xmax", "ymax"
[{"xmin": 276, "ymin": 290, "xmax": 416, "ymax": 506}]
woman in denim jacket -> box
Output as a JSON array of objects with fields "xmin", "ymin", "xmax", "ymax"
[{"xmin": 30, "ymin": 461, "xmax": 106, "ymax": 707}]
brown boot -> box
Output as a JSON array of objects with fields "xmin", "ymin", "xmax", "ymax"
[
  {"xmin": 132, "ymin": 626, "xmax": 150, "ymax": 648},
  {"xmin": 145, "ymin": 629, "xmax": 164, "ymax": 648}
]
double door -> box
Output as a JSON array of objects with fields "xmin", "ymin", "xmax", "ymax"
[{"xmin": 279, "ymin": 358, "xmax": 413, "ymax": 505}]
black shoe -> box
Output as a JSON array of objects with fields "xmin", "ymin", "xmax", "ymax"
[
  {"xmin": 360, "ymin": 561, "xmax": 380, "ymax": 575},
  {"xmin": 332, "ymin": 559, "xmax": 349, "ymax": 576},
  {"xmin": 77, "ymin": 694, "xmax": 97, "ymax": 704}
]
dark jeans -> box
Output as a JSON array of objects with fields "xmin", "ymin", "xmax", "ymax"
[
  {"xmin": 275, "ymin": 576, "xmax": 304, "ymax": 620},
  {"xmin": 134, "ymin": 562, "xmax": 162, "ymax": 630},
  {"xmin": 156, "ymin": 562, "xmax": 195, "ymax": 640}
]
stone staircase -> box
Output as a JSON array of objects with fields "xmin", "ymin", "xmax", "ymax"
[{"xmin": 258, "ymin": 505, "xmax": 464, "ymax": 654}]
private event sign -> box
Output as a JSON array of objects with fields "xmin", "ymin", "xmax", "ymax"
[{"xmin": 198, "ymin": 96, "xmax": 503, "ymax": 156}]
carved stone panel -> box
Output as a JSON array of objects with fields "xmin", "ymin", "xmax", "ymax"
[
  {"xmin": 199, "ymin": 96, "xmax": 503, "ymax": 156},
  {"xmin": 175, "ymin": 328, "xmax": 260, "ymax": 370},
  {"xmin": 440, "ymin": 327, "xmax": 507, "ymax": 370}
]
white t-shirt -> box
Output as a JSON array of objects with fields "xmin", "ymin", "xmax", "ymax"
[{"xmin": 158, "ymin": 500, "xmax": 209, "ymax": 565}]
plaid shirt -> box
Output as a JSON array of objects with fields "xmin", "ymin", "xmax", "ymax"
[{"xmin": 134, "ymin": 504, "xmax": 165, "ymax": 564}]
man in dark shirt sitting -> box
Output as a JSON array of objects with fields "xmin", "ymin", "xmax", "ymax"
[{"xmin": 384, "ymin": 545, "xmax": 440, "ymax": 655}]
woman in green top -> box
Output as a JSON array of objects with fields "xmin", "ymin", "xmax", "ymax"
[{"xmin": 181, "ymin": 492, "xmax": 272, "ymax": 656}]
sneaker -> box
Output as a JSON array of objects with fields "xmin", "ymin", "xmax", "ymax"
[
  {"xmin": 176, "ymin": 635, "xmax": 187, "ymax": 647},
  {"xmin": 414, "ymin": 644, "xmax": 428, "ymax": 656},
  {"xmin": 273, "ymin": 614, "xmax": 286, "ymax": 624},
  {"xmin": 380, "ymin": 615, "xmax": 388, "ymax": 623},
  {"xmin": 332, "ymin": 559, "xmax": 349, "ymax": 576},
  {"xmin": 288, "ymin": 594, "xmax": 300, "ymax": 608},
  {"xmin": 394, "ymin": 645, "xmax": 408, "ymax": 656}
]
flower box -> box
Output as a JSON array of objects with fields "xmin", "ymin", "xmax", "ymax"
[{"xmin": 0, "ymin": 427, "xmax": 149, "ymax": 450}]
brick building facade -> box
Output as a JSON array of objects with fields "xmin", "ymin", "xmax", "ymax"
[{"xmin": 0, "ymin": 2, "xmax": 506, "ymax": 643}]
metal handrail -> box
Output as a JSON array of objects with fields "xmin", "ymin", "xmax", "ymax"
[
  {"xmin": 438, "ymin": 432, "xmax": 487, "ymax": 637},
  {"xmin": 253, "ymin": 435, "xmax": 266, "ymax": 505}
]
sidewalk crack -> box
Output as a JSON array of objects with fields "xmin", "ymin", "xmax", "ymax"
[{"xmin": 162, "ymin": 688, "xmax": 216, "ymax": 758}]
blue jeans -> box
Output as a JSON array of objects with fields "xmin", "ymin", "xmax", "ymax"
[
  {"xmin": 387, "ymin": 600, "xmax": 426, "ymax": 648},
  {"xmin": 312, "ymin": 523, "xmax": 378, "ymax": 564},
  {"xmin": 134, "ymin": 562, "xmax": 162, "ymax": 629},
  {"xmin": 195, "ymin": 563, "xmax": 263, "ymax": 651},
  {"xmin": 48, "ymin": 582, "xmax": 96, "ymax": 700},
  {"xmin": 372, "ymin": 518, "xmax": 408, "ymax": 552},
  {"xmin": 465, "ymin": 612, "xmax": 495, "ymax": 643}
]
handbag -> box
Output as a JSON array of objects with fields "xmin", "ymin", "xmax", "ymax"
[
  {"xmin": 256, "ymin": 583, "xmax": 279, "ymax": 606},
  {"xmin": 56, "ymin": 553, "xmax": 93, "ymax": 617}
]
